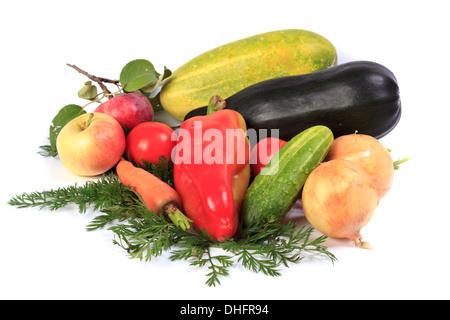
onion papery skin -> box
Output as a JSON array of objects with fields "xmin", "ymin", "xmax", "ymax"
[
  {"xmin": 325, "ymin": 133, "xmax": 394, "ymax": 200},
  {"xmin": 301, "ymin": 159, "xmax": 378, "ymax": 248}
]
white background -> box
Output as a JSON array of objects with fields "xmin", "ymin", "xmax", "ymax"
[{"xmin": 1, "ymin": 0, "xmax": 449, "ymax": 300}]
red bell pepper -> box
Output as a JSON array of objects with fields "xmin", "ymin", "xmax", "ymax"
[{"xmin": 173, "ymin": 106, "xmax": 250, "ymax": 241}]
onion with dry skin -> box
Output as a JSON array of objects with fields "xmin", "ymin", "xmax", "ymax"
[
  {"xmin": 325, "ymin": 133, "xmax": 394, "ymax": 200},
  {"xmin": 301, "ymin": 159, "xmax": 378, "ymax": 249}
]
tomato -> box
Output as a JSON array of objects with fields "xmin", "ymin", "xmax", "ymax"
[
  {"xmin": 250, "ymin": 137, "xmax": 287, "ymax": 176},
  {"xmin": 125, "ymin": 122, "xmax": 176, "ymax": 166}
]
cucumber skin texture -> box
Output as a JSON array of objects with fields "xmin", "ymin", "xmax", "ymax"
[
  {"xmin": 160, "ymin": 29, "xmax": 337, "ymax": 120},
  {"xmin": 242, "ymin": 125, "xmax": 334, "ymax": 227}
]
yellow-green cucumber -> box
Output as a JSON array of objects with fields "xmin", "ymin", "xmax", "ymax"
[
  {"xmin": 160, "ymin": 29, "xmax": 337, "ymax": 120},
  {"xmin": 242, "ymin": 125, "xmax": 334, "ymax": 227}
]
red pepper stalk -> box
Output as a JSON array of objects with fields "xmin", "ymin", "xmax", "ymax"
[{"xmin": 173, "ymin": 96, "xmax": 250, "ymax": 241}]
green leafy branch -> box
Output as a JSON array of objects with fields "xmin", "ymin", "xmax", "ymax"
[
  {"xmin": 67, "ymin": 63, "xmax": 121, "ymax": 100},
  {"xmin": 38, "ymin": 59, "xmax": 172, "ymax": 157}
]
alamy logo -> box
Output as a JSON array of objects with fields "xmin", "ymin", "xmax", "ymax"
[{"xmin": 170, "ymin": 121, "xmax": 281, "ymax": 175}]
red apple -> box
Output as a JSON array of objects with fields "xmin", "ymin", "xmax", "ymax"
[
  {"xmin": 94, "ymin": 93, "xmax": 154, "ymax": 131},
  {"xmin": 250, "ymin": 137, "xmax": 287, "ymax": 176},
  {"xmin": 56, "ymin": 113, "xmax": 126, "ymax": 176}
]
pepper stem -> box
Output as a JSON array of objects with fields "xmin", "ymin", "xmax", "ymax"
[
  {"xmin": 206, "ymin": 95, "xmax": 226, "ymax": 115},
  {"xmin": 164, "ymin": 203, "xmax": 193, "ymax": 231}
]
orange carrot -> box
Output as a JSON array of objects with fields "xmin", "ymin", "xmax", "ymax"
[{"xmin": 116, "ymin": 158, "xmax": 192, "ymax": 230}]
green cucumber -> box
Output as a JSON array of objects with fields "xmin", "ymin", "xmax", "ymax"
[{"xmin": 242, "ymin": 125, "xmax": 334, "ymax": 226}]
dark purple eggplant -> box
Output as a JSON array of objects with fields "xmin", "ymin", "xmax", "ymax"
[{"xmin": 184, "ymin": 61, "xmax": 401, "ymax": 141}]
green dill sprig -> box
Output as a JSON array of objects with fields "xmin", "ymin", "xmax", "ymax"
[
  {"xmin": 38, "ymin": 144, "xmax": 58, "ymax": 157},
  {"xmin": 7, "ymin": 173, "xmax": 131, "ymax": 213},
  {"xmin": 135, "ymin": 156, "xmax": 174, "ymax": 187},
  {"xmin": 8, "ymin": 163, "xmax": 337, "ymax": 287},
  {"xmin": 110, "ymin": 208, "xmax": 178, "ymax": 261},
  {"xmin": 167, "ymin": 222, "xmax": 336, "ymax": 286}
]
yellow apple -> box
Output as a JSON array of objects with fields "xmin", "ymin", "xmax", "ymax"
[{"xmin": 56, "ymin": 112, "xmax": 126, "ymax": 176}]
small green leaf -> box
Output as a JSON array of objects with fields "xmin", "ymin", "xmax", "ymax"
[
  {"xmin": 148, "ymin": 93, "xmax": 164, "ymax": 112},
  {"xmin": 78, "ymin": 83, "xmax": 98, "ymax": 100},
  {"xmin": 120, "ymin": 59, "xmax": 159, "ymax": 92},
  {"xmin": 142, "ymin": 66, "xmax": 172, "ymax": 112},
  {"xmin": 140, "ymin": 66, "xmax": 172, "ymax": 93},
  {"xmin": 49, "ymin": 104, "xmax": 86, "ymax": 155}
]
